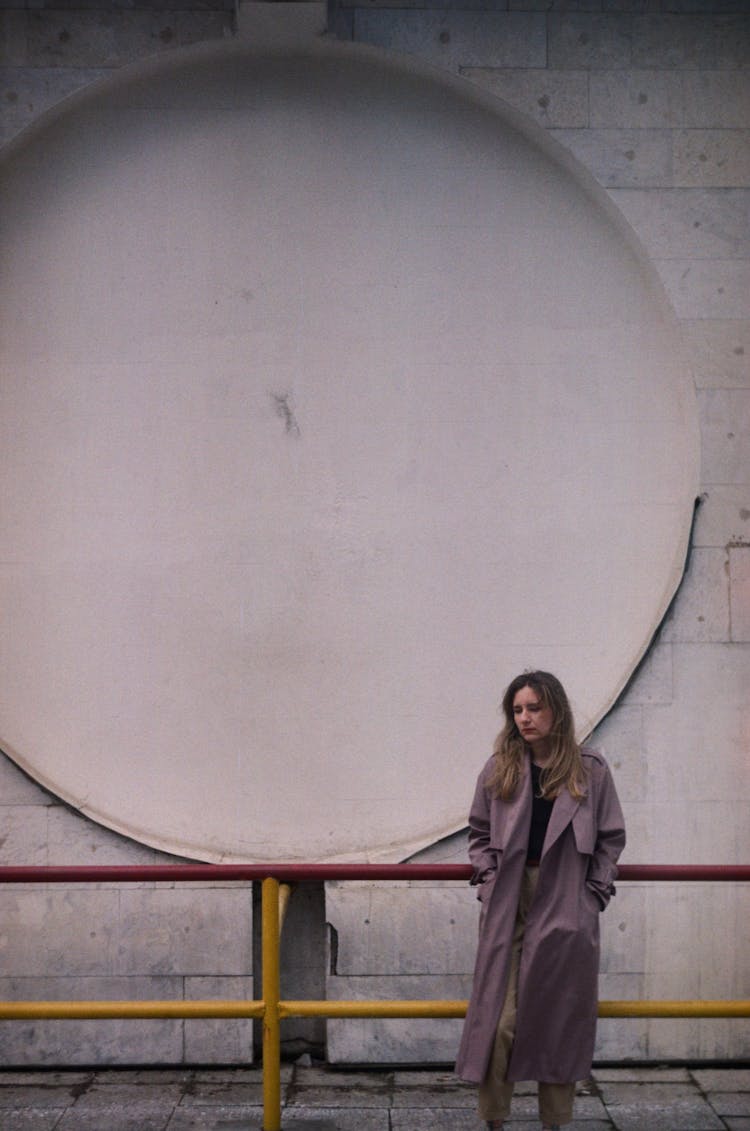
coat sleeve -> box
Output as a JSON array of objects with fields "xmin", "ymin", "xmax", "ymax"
[
  {"xmin": 467, "ymin": 766, "xmax": 497, "ymax": 887},
  {"xmin": 586, "ymin": 760, "xmax": 626, "ymax": 909}
]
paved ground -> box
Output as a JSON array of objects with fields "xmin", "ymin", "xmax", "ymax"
[{"xmin": 0, "ymin": 1064, "xmax": 748, "ymax": 1130}]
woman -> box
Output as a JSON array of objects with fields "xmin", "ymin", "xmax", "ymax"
[{"xmin": 455, "ymin": 670, "xmax": 625, "ymax": 1131}]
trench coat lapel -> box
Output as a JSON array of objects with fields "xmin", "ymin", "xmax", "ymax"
[
  {"xmin": 541, "ymin": 785, "xmax": 580, "ymax": 859},
  {"xmin": 497, "ymin": 756, "xmax": 532, "ymax": 854}
]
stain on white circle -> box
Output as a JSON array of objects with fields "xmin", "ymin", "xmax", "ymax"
[{"xmin": 0, "ymin": 40, "xmax": 699, "ymax": 861}]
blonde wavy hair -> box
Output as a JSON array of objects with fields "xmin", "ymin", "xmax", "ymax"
[{"xmin": 486, "ymin": 670, "xmax": 587, "ymax": 801}]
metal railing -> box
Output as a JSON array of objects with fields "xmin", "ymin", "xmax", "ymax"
[{"xmin": 1, "ymin": 863, "xmax": 749, "ymax": 1131}]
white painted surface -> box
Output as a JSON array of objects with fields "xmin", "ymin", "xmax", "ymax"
[
  {"xmin": 0, "ymin": 3, "xmax": 748, "ymax": 1069},
  {"xmin": 0, "ymin": 38, "xmax": 698, "ymax": 863}
]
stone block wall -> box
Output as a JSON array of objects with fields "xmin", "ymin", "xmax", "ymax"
[
  {"xmin": 326, "ymin": 0, "xmax": 750, "ymax": 1065},
  {"xmin": 1, "ymin": 0, "xmax": 749, "ymax": 1065},
  {"xmin": 0, "ymin": 0, "xmax": 234, "ymax": 147},
  {"xmin": 0, "ymin": 755, "xmax": 255, "ymax": 1064}
]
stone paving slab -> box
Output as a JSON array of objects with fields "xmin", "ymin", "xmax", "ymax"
[
  {"xmin": 2, "ymin": 1065, "xmax": 750, "ymax": 1130},
  {"xmin": 390, "ymin": 1084, "xmax": 474, "ymax": 1107},
  {"xmin": 0, "ymin": 1071, "xmax": 94, "ymax": 1087},
  {"xmin": 711, "ymin": 1095, "xmax": 750, "ymax": 1117},
  {"xmin": 166, "ymin": 1107, "xmax": 261, "ymax": 1130},
  {"xmin": 295, "ymin": 1069, "xmax": 387, "ymax": 1088},
  {"xmin": 695, "ymin": 1071, "xmax": 750, "ymax": 1092},
  {"xmin": 466, "ymin": 1093, "xmax": 610, "ymax": 1122},
  {"xmin": 392, "ymin": 1069, "xmax": 483, "ymax": 1093},
  {"xmin": 57, "ymin": 1113, "xmax": 171, "ymax": 1130},
  {"xmin": 70, "ymin": 1081, "xmax": 184, "ymax": 1108},
  {"xmin": 503, "ymin": 1124, "xmax": 613, "ymax": 1131},
  {"xmin": 95, "ymin": 1068, "xmax": 197, "ymax": 1084},
  {"xmin": 178, "ymin": 1081, "xmax": 266, "ymax": 1106},
  {"xmin": 288, "ymin": 1087, "xmax": 391, "ymax": 1108},
  {"xmin": 1, "ymin": 1114, "xmax": 63, "ymax": 1131},
  {"xmin": 605, "ymin": 1096, "xmax": 726, "ymax": 1131},
  {"xmin": 274, "ymin": 1111, "xmax": 390, "ymax": 1130},
  {"xmin": 596, "ymin": 1080, "xmax": 707, "ymax": 1102},
  {"xmin": 0, "ymin": 1085, "xmax": 72, "ymax": 1108},
  {"xmin": 593, "ymin": 1066, "xmax": 692, "ymax": 1083},
  {"xmin": 389, "ymin": 1110, "xmax": 480, "ymax": 1130}
]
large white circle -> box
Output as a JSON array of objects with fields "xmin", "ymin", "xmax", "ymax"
[{"xmin": 0, "ymin": 40, "xmax": 699, "ymax": 861}]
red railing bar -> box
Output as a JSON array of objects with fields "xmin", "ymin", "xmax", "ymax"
[
  {"xmin": 0, "ymin": 864, "xmax": 748, "ymax": 883},
  {"xmin": 0, "ymin": 864, "xmax": 467, "ymax": 883},
  {"xmin": 619, "ymin": 865, "xmax": 750, "ymax": 881}
]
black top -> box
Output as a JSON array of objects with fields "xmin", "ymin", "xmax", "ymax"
[{"xmin": 527, "ymin": 761, "xmax": 554, "ymax": 862}]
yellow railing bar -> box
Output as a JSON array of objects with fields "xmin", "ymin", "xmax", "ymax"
[
  {"xmin": 280, "ymin": 1000, "xmax": 467, "ymax": 1018},
  {"xmin": 0, "ymin": 999, "xmax": 747, "ymax": 1023},
  {"xmin": 282, "ymin": 1000, "xmax": 750, "ymax": 1019},
  {"xmin": 0, "ymin": 1001, "xmax": 265, "ymax": 1020},
  {"xmin": 599, "ymin": 1000, "xmax": 750, "ymax": 1018}
]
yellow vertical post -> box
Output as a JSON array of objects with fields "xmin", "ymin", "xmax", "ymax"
[{"xmin": 262, "ymin": 876, "xmax": 282, "ymax": 1131}]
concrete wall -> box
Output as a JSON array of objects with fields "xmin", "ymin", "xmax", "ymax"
[
  {"xmin": 0, "ymin": 3, "xmax": 251, "ymax": 1070},
  {"xmin": 326, "ymin": 0, "xmax": 750, "ymax": 1066},
  {"xmin": 1, "ymin": 0, "xmax": 748, "ymax": 1066}
]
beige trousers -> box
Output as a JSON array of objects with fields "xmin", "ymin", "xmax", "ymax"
[{"xmin": 478, "ymin": 865, "xmax": 576, "ymax": 1127}]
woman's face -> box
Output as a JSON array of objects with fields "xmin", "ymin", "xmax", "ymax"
[{"xmin": 512, "ymin": 684, "xmax": 555, "ymax": 754}]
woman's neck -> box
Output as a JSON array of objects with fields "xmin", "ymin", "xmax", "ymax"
[{"xmin": 529, "ymin": 743, "xmax": 552, "ymax": 767}]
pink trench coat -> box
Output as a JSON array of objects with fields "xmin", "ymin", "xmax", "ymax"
[{"xmin": 455, "ymin": 749, "xmax": 625, "ymax": 1086}]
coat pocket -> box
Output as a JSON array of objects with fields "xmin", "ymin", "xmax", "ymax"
[
  {"xmin": 476, "ymin": 870, "xmax": 497, "ymax": 902},
  {"xmin": 583, "ymin": 881, "xmax": 605, "ymax": 913}
]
